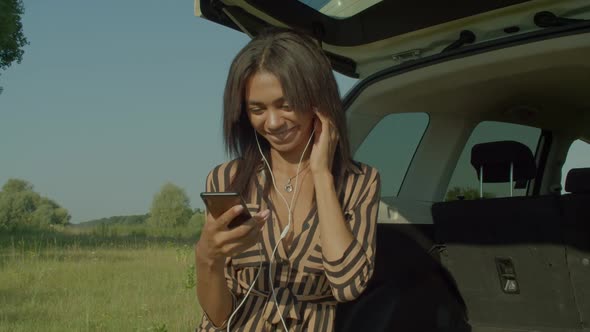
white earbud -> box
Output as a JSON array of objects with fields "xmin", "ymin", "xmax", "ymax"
[{"xmin": 280, "ymin": 225, "xmax": 290, "ymax": 238}]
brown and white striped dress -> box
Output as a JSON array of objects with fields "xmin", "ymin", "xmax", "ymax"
[{"xmin": 197, "ymin": 159, "xmax": 380, "ymax": 331}]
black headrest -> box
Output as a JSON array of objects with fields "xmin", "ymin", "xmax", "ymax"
[
  {"xmin": 471, "ymin": 141, "xmax": 536, "ymax": 183},
  {"xmin": 565, "ymin": 168, "xmax": 590, "ymax": 194}
]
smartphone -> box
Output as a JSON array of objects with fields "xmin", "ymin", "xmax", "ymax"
[{"xmin": 200, "ymin": 192, "xmax": 252, "ymax": 229}]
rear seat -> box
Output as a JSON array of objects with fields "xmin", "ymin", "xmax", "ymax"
[
  {"xmin": 431, "ymin": 141, "xmax": 581, "ymax": 330},
  {"xmin": 560, "ymin": 167, "xmax": 590, "ymax": 329}
]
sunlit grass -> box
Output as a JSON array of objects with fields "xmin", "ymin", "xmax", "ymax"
[{"xmin": 0, "ymin": 226, "xmax": 202, "ymax": 332}]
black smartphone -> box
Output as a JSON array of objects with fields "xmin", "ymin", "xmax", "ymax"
[{"xmin": 200, "ymin": 192, "xmax": 252, "ymax": 229}]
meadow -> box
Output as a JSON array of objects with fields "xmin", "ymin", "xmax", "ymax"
[{"xmin": 0, "ymin": 224, "xmax": 203, "ymax": 332}]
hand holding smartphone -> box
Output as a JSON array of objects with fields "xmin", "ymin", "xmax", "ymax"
[{"xmin": 200, "ymin": 192, "xmax": 252, "ymax": 229}]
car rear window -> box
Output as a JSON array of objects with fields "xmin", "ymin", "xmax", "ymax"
[
  {"xmin": 298, "ymin": 0, "xmax": 382, "ymax": 18},
  {"xmin": 353, "ymin": 112, "xmax": 429, "ymax": 198}
]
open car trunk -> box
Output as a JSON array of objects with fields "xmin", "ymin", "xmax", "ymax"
[{"xmin": 195, "ymin": 0, "xmax": 589, "ymax": 78}]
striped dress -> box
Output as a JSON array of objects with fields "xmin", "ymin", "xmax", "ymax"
[{"xmin": 197, "ymin": 159, "xmax": 380, "ymax": 331}]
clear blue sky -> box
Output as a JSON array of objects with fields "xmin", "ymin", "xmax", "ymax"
[
  {"xmin": 1, "ymin": 0, "xmax": 588, "ymax": 223},
  {"xmin": 0, "ymin": 0, "xmax": 357, "ymax": 223}
]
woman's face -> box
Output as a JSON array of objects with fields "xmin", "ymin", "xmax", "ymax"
[{"xmin": 245, "ymin": 71, "xmax": 315, "ymax": 156}]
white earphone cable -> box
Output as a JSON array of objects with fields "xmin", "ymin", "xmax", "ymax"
[
  {"xmin": 225, "ymin": 126, "xmax": 314, "ymax": 332},
  {"xmin": 226, "ymin": 239, "xmax": 263, "ymax": 332},
  {"xmin": 254, "ymin": 126, "xmax": 315, "ymax": 332}
]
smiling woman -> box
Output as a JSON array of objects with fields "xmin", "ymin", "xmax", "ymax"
[
  {"xmin": 245, "ymin": 72, "xmax": 316, "ymax": 156},
  {"xmin": 194, "ymin": 27, "xmax": 381, "ymax": 332}
]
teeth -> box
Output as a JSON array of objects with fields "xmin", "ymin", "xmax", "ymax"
[{"xmin": 273, "ymin": 128, "xmax": 292, "ymax": 136}]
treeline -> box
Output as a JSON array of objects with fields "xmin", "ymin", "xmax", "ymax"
[
  {"xmin": 77, "ymin": 183, "xmax": 204, "ymax": 228},
  {"xmin": 78, "ymin": 214, "xmax": 150, "ymax": 227},
  {"xmin": 0, "ymin": 179, "xmax": 71, "ymax": 230},
  {"xmin": 77, "ymin": 182, "xmax": 206, "ymax": 238},
  {"xmin": 0, "ymin": 178, "xmax": 206, "ymax": 233}
]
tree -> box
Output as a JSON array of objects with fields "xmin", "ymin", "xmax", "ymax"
[
  {"xmin": 0, "ymin": 178, "xmax": 71, "ymax": 230},
  {"xmin": 30, "ymin": 203, "xmax": 55, "ymax": 227},
  {"xmin": 0, "ymin": 0, "xmax": 29, "ymax": 94},
  {"xmin": 445, "ymin": 186, "xmax": 496, "ymax": 201},
  {"xmin": 147, "ymin": 182, "xmax": 193, "ymax": 228},
  {"xmin": 0, "ymin": 191, "xmax": 12, "ymax": 228},
  {"xmin": 189, "ymin": 211, "xmax": 206, "ymax": 238},
  {"xmin": 2, "ymin": 178, "xmax": 33, "ymax": 193}
]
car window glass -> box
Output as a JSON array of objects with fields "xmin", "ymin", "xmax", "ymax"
[
  {"xmin": 561, "ymin": 139, "xmax": 590, "ymax": 193},
  {"xmin": 297, "ymin": 0, "xmax": 382, "ymax": 18},
  {"xmin": 445, "ymin": 121, "xmax": 541, "ymax": 201},
  {"xmin": 354, "ymin": 113, "xmax": 429, "ymax": 197}
]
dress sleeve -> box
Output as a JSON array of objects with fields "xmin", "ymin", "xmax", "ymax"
[
  {"xmin": 197, "ymin": 289, "xmax": 238, "ymax": 331},
  {"xmin": 197, "ymin": 165, "xmax": 243, "ymax": 331},
  {"xmin": 323, "ymin": 168, "xmax": 381, "ymax": 302}
]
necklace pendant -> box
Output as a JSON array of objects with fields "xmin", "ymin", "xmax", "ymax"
[{"xmin": 285, "ymin": 178, "xmax": 294, "ymax": 193}]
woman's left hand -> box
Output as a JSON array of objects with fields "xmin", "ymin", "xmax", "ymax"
[{"xmin": 309, "ymin": 109, "xmax": 338, "ymax": 175}]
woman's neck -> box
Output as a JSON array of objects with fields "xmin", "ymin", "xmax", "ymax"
[{"xmin": 269, "ymin": 148, "xmax": 311, "ymax": 176}]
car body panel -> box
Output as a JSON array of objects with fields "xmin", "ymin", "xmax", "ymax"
[{"xmin": 195, "ymin": 0, "xmax": 590, "ymax": 78}]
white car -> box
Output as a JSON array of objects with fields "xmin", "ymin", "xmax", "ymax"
[{"xmin": 194, "ymin": 1, "xmax": 590, "ymax": 331}]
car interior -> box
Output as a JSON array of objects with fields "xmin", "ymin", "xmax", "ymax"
[{"xmin": 338, "ymin": 27, "xmax": 590, "ymax": 332}]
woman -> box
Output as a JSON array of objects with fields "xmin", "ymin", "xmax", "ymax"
[{"xmin": 195, "ymin": 27, "xmax": 381, "ymax": 331}]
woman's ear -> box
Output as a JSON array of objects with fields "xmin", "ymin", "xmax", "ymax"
[{"xmin": 312, "ymin": 107, "xmax": 320, "ymax": 122}]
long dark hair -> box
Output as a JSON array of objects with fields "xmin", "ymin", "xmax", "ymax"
[{"xmin": 222, "ymin": 27, "xmax": 354, "ymax": 198}]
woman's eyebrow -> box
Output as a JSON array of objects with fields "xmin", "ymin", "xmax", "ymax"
[{"xmin": 247, "ymin": 97, "xmax": 285, "ymax": 106}]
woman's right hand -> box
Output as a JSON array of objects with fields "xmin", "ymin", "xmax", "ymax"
[{"xmin": 195, "ymin": 205, "xmax": 270, "ymax": 268}]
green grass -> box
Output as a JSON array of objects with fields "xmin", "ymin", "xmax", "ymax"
[{"xmin": 0, "ymin": 226, "xmax": 203, "ymax": 332}]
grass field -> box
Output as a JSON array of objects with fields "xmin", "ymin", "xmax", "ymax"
[{"xmin": 0, "ymin": 225, "xmax": 203, "ymax": 332}]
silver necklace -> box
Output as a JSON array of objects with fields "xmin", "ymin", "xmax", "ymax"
[{"xmin": 284, "ymin": 164, "xmax": 309, "ymax": 193}]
